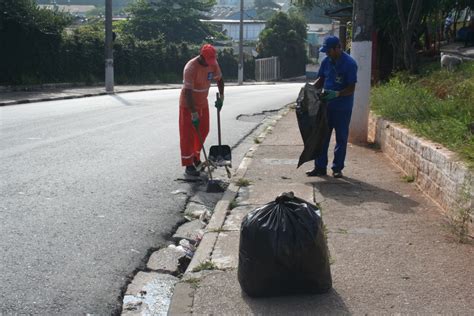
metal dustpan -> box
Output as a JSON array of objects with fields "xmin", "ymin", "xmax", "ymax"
[
  {"xmin": 195, "ymin": 125, "xmax": 226, "ymax": 193},
  {"xmin": 209, "ymin": 93, "xmax": 232, "ymax": 167}
]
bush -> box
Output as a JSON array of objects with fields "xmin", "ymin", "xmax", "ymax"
[
  {"xmin": 371, "ymin": 61, "xmax": 474, "ymax": 167},
  {"xmin": 257, "ymin": 12, "xmax": 307, "ymax": 78}
]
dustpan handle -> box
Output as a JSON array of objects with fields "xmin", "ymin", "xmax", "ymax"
[{"xmin": 216, "ymin": 93, "xmax": 222, "ymax": 146}]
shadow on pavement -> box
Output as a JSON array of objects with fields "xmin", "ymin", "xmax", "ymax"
[
  {"xmin": 242, "ymin": 288, "xmax": 350, "ymax": 315},
  {"xmin": 111, "ymin": 94, "xmax": 134, "ymax": 106},
  {"xmin": 307, "ymin": 175, "xmax": 419, "ymax": 214}
]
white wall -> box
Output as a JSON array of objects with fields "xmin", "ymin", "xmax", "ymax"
[{"xmin": 223, "ymin": 23, "xmax": 266, "ymax": 41}]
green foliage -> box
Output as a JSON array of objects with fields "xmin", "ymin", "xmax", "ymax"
[
  {"xmin": 0, "ymin": 0, "xmax": 72, "ymax": 84},
  {"xmin": 123, "ymin": 0, "xmax": 216, "ymax": 43},
  {"xmin": 1, "ymin": 0, "xmax": 255, "ymax": 85},
  {"xmin": 257, "ymin": 11, "xmax": 307, "ymax": 78},
  {"xmin": 402, "ymin": 175, "xmax": 416, "ymax": 183},
  {"xmin": 236, "ymin": 178, "xmax": 251, "ymax": 187},
  {"xmin": 371, "ymin": 61, "xmax": 474, "ymax": 167},
  {"xmin": 192, "ymin": 260, "xmax": 217, "ymax": 272}
]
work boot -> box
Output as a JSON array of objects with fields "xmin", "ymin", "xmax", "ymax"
[
  {"xmin": 306, "ymin": 168, "xmax": 327, "ymax": 177},
  {"xmin": 332, "ymin": 170, "xmax": 343, "ymax": 178},
  {"xmin": 194, "ymin": 160, "xmax": 204, "ymax": 172},
  {"xmin": 185, "ymin": 165, "xmax": 200, "ymax": 177}
]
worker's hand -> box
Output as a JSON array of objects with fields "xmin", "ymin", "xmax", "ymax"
[
  {"xmin": 191, "ymin": 112, "xmax": 200, "ymax": 128},
  {"xmin": 322, "ymin": 89, "xmax": 339, "ymax": 101},
  {"xmin": 215, "ymin": 94, "xmax": 224, "ymax": 111}
]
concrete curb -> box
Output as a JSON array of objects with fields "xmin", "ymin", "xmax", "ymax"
[
  {"xmin": 0, "ymin": 82, "xmax": 284, "ymax": 107},
  {"xmin": 184, "ymin": 105, "xmax": 291, "ymax": 275},
  {"xmin": 0, "ymin": 87, "xmax": 168, "ymax": 107},
  {"xmin": 167, "ymin": 105, "xmax": 293, "ymax": 315}
]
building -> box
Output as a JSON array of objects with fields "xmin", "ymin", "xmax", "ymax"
[
  {"xmin": 216, "ymin": 0, "xmax": 255, "ymax": 8},
  {"xmin": 38, "ymin": 4, "xmax": 95, "ymax": 17},
  {"xmin": 203, "ymin": 19, "xmax": 267, "ymax": 42}
]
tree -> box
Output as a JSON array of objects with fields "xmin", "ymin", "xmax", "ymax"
[
  {"xmin": 257, "ymin": 12, "xmax": 307, "ymax": 78},
  {"xmin": 123, "ymin": 0, "xmax": 216, "ymax": 43},
  {"xmin": 394, "ymin": 0, "xmax": 423, "ymax": 73},
  {"xmin": 0, "ymin": 0, "xmax": 71, "ymax": 84}
]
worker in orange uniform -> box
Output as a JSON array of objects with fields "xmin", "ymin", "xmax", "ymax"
[{"xmin": 179, "ymin": 44, "xmax": 225, "ymax": 176}]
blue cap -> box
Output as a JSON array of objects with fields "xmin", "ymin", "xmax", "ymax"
[{"xmin": 319, "ymin": 36, "xmax": 340, "ymax": 53}]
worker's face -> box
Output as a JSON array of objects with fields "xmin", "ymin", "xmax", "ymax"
[
  {"xmin": 198, "ymin": 55, "xmax": 209, "ymax": 67},
  {"xmin": 326, "ymin": 46, "xmax": 341, "ymax": 60}
]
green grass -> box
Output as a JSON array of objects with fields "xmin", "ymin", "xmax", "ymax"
[
  {"xmin": 402, "ymin": 175, "xmax": 416, "ymax": 183},
  {"xmin": 228, "ymin": 198, "xmax": 238, "ymax": 210},
  {"xmin": 235, "ymin": 178, "xmax": 251, "ymax": 187},
  {"xmin": 192, "ymin": 260, "xmax": 218, "ymax": 272},
  {"xmin": 183, "ymin": 277, "xmax": 201, "ymax": 290},
  {"xmin": 371, "ymin": 61, "xmax": 474, "ymax": 168}
]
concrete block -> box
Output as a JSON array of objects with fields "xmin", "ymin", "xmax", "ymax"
[
  {"xmin": 185, "ymin": 232, "xmax": 218, "ymax": 274},
  {"xmin": 167, "ymin": 282, "xmax": 194, "ymax": 316},
  {"xmin": 147, "ymin": 247, "xmax": 186, "ymax": 274},
  {"xmin": 206, "ymin": 200, "xmax": 231, "ymax": 231},
  {"xmin": 184, "ymin": 202, "xmax": 210, "ymax": 219},
  {"xmin": 123, "ymin": 272, "xmax": 178, "ymax": 316},
  {"xmin": 212, "ymin": 231, "xmax": 240, "ymax": 270},
  {"xmin": 172, "ymin": 220, "xmax": 205, "ymax": 243},
  {"xmin": 222, "ymin": 205, "xmax": 254, "ymax": 231}
]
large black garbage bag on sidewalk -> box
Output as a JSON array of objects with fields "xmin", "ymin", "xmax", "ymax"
[
  {"xmin": 238, "ymin": 192, "xmax": 332, "ymax": 297},
  {"xmin": 296, "ymin": 83, "xmax": 329, "ymax": 168}
]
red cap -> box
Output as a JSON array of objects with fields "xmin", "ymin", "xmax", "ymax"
[{"xmin": 200, "ymin": 44, "xmax": 218, "ymax": 66}]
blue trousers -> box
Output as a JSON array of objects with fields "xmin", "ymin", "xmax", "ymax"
[{"xmin": 314, "ymin": 107, "xmax": 353, "ymax": 172}]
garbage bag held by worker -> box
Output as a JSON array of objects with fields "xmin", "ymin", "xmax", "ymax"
[
  {"xmin": 295, "ymin": 83, "xmax": 329, "ymax": 168},
  {"xmin": 238, "ymin": 192, "xmax": 332, "ymax": 297}
]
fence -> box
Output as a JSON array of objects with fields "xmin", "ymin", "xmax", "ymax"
[{"xmin": 255, "ymin": 56, "xmax": 280, "ymax": 81}]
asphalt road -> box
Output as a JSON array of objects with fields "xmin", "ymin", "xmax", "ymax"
[{"xmin": 0, "ymin": 83, "xmax": 302, "ymax": 315}]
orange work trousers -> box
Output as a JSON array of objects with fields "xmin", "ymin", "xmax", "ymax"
[{"xmin": 179, "ymin": 106, "xmax": 210, "ymax": 166}]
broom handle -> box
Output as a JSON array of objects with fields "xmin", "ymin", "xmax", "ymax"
[
  {"xmin": 216, "ymin": 93, "xmax": 222, "ymax": 146},
  {"xmin": 195, "ymin": 126, "xmax": 213, "ymax": 181}
]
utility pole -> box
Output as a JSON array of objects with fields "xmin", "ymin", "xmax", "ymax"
[
  {"xmin": 349, "ymin": 0, "xmax": 374, "ymax": 143},
  {"xmin": 105, "ymin": 0, "xmax": 114, "ymax": 93},
  {"xmin": 238, "ymin": 0, "xmax": 244, "ymax": 85}
]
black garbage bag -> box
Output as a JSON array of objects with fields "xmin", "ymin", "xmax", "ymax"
[
  {"xmin": 296, "ymin": 83, "xmax": 329, "ymax": 168},
  {"xmin": 238, "ymin": 192, "xmax": 332, "ymax": 297}
]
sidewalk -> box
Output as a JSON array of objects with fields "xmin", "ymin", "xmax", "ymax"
[{"xmin": 168, "ymin": 108, "xmax": 474, "ymax": 315}]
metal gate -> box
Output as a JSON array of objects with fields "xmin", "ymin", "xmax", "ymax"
[{"xmin": 255, "ymin": 56, "xmax": 280, "ymax": 81}]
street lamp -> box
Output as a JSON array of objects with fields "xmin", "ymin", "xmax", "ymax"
[
  {"xmin": 238, "ymin": 0, "xmax": 244, "ymax": 85},
  {"xmin": 105, "ymin": 0, "xmax": 114, "ymax": 93}
]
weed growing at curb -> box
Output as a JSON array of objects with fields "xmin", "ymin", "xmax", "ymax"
[
  {"xmin": 192, "ymin": 260, "xmax": 218, "ymax": 272},
  {"xmin": 447, "ymin": 181, "xmax": 472, "ymax": 243},
  {"xmin": 228, "ymin": 198, "xmax": 238, "ymax": 210},
  {"xmin": 183, "ymin": 277, "xmax": 200, "ymax": 290},
  {"xmin": 402, "ymin": 175, "xmax": 416, "ymax": 183},
  {"xmin": 336, "ymin": 228, "xmax": 348, "ymax": 234},
  {"xmin": 367, "ymin": 142, "xmax": 381, "ymax": 150},
  {"xmin": 254, "ymin": 137, "xmax": 261, "ymax": 144},
  {"xmin": 236, "ymin": 178, "xmax": 251, "ymax": 187}
]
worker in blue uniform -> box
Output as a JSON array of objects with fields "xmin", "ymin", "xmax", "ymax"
[{"xmin": 307, "ymin": 36, "xmax": 358, "ymax": 178}]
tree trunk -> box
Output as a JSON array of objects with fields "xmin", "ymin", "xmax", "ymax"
[
  {"xmin": 464, "ymin": 8, "xmax": 471, "ymax": 27},
  {"xmin": 394, "ymin": 0, "xmax": 423, "ymax": 73}
]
